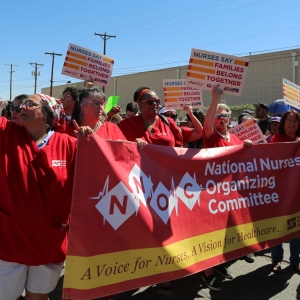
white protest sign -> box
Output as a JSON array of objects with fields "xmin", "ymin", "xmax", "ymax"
[
  {"xmin": 186, "ymin": 48, "xmax": 249, "ymax": 96},
  {"xmin": 283, "ymin": 78, "xmax": 300, "ymax": 110},
  {"xmin": 61, "ymin": 43, "xmax": 114, "ymax": 87},
  {"xmin": 163, "ymin": 79, "xmax": 203, "ymax": 110},
  {"xmin": 228, "ymin": 119, "xmax": 267, "ymax": 144}
]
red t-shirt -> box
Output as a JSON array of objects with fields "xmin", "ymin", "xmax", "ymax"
[
  {"xmin": 0, "ymin": 117, "xmax": 77, "ymax": 265},
  {"xmin": 270, "ymin": 133, "xmax": 300, "ymax": 143},
  {"xmin": 203, "ymin": 128, "xmax": 243, "ymax": 148},
  {"xmin": 180, "ymin": 126, "xmax": 194, "ymax": 144},
  {"xmin": 64, "ymin": 121, "xmax": 127, "ymax": 141},
  {"xmin": 119, "ymin": 115, "xmax": 183, "ymax": 147}
]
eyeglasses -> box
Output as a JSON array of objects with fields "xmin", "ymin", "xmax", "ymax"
[
  {"xmin": 20, "ymin": 100, "xmax": 42, "ymax": 109},
  {"xmin": 82, "ymin": 100, "xmax": 105, "ymax": 107},
  {"xmin": 140, "ymin": 99, "xmax": 160, "ymax": 105},
  {"xmin": 285, "ymin": 119, "xmax": 300, "ymax": 124},
  {"xmin": 215, "ymin": 113, "xmax": 230, "ymax": 119},
  {"xmin": 63, "ymin": 94, "xmax": 72, "ymax": 99},
  {"xmin": 9, "ymin": 106, "xmax": 20, "ymax": 113}
]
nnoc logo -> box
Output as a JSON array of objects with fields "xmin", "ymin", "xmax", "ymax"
[{"xmin": 90, "ymin": 164, "xmax": 202, "ymax": 230}]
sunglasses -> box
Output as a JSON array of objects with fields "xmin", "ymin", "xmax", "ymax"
[
  {"xmin": 215, "ymin": 113, "xmax": 230, "ymax": 119},
  {"xmin": 20, "ymin": 100, "xmax": 43, "ymax": 109},
  {"xmin": 82, "ymin": 100, "xmax": 105, "ymax": 107},
  {"xmin": 163, "ymin": 112, "xmax": 176, "ymax": 116},
  {"xmin": 140, "ymin": 99, "xmax": 160, "ymax": 105},
  {"xmin": 9, "ymin": 106, "xmax": 20, "ymax": 113}
]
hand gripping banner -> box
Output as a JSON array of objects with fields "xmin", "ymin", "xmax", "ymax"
[{"xmin": 63, "ymin": 135, "xmax": 300, "ymax": 299}]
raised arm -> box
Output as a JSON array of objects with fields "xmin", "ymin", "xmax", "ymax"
[
  {"xmin": 183, "ymin": 104, "xmax": 203, "ymax": 142},
  {"xmin": 204, "ymin": 85, "xmax": 223, "ymax": 140}
]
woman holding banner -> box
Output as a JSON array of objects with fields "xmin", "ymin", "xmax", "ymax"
[
  {"xmin": 270, "ymin": 109, "xmax": 300, "ymax": 273},
  {"xmin": 65, "ymin": 88, "xmax": 127, "ymax": 141},
  {"xmin": 119, "ymin": 86, "xmax": 203, "ymax": 147},
  {"xmin": 201, "ymin": 85, "xmax": 253, "ymax": 291},
  {"xmin": 0, "ymin": 94, "xmax": 78, "ymax": 300}
]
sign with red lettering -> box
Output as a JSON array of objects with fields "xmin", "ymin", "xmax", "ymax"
[
  {"xmin": 63, "ymin": 136, "xmax": 300, "ymax": 299},
  {"xmin": 228, "ymin": 119, "xmax": 267, "ymax": 144},
  {"xmin": 61, "ymin": 43, "xmax": 114, "ymax": 87},
  {"xmin": 283, "ymin": 78, "xmax": 300, "ymax": 110},
  {"xmin": 163, "ymin": 79, "xmax": 203, "ymax": 110},
  {"xmin": 186, "ymin": 48, "xmax": 249, "ymax": 96}
]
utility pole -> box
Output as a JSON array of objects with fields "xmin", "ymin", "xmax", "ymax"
[
  {"xmin": 4, "ymin": 63, "xmax": 18, "ymax": 100},
  {"xmin": 45, "ymin": 52, "xmax": 62, "ymax": 96},
  {"xmin": 30, "ymin": 62, "xmax": 44, "ymax": 94},
  {"xmin": 94, "ymin": 32, "xmax": 116, "ymax": 93}
]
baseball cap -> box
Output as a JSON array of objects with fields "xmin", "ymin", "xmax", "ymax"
[
  {"xmin": 243, "ymin": 109, "xmax": 254, "ymax": 115},
  {"xmin": 270, "ymin": 116, "xmax": 281, "ymax": 123},
  {"xmin": 253, "ymin": 103, "xmax": 269, "ymax": 111},
  {"xmin": 158, "ymin": 107, "xmax": 176, "ymax": 115}
]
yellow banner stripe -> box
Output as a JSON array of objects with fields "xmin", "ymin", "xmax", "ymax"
[
  {"xmin": 234, "ymin": 59, "xmax": 248, "ymax": 66},
  {"xmin": 68, "ymin": 51, "xmax": 87, "ymax": 61},
  {"xmin": 245, "ymin": 120, "xmax": 256, "ymax": 127},
  {"xmin": 103, "ymin": 57, "xmax": 114, "ymax": 64},
  {"xmin": 283, "ymin": 86, "xmax": 299, "ymax": 99},
  {"xmin": 187, "ymin": 72, "xmax": 206, "ymax": 80},
  {"xmin": 189, "ymin": 65, "xmax": 216, "ymax": 74},
  {"xmin": 165, "ymin": 98, "xmax": 178, "ymax": 102},
  {"xmin": 190, "ymin": 58, "xmax": 214, "ymax": 67},
  {"xmin": 164, "ymin": 87, "xmax": 181, "ymax": 91},
  {"xmin": 284, "ymin": 92, "xmax": 297, "ymax": 102},
  {"xmin": 66, "ymin": 56, "xmax": 88, "ymax": 67},
  {"xmin": 64, "ymin": 62, "xmax": 79, "ymax": 70},
  {"xmin": 164, "ymin": 92, "xmax": 183, "ymax": 97},
  {"xmin": 63, "ymin": 212, "xmax": 300, "ymax": 290}
]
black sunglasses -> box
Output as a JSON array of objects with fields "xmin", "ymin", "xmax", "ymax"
[
  {"xmin": 215, "ymin": 113, "xmax": 230, "ymax": 119},
  {"xmin": 140, "ymin": 99, "xmax": 160, "ymax": 105},
  {"xmin": 9, "ymin": 106, "xmax": 21, "ymax": 113}
]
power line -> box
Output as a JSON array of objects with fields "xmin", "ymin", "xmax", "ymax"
[
  {"xmin": 4, "ymin": 63, "xmax": 18, "ymax": 100},
  {"xmin": 30, "ymin": 62, "xmax": 44, "ymax": 94},
  {"xmin": 45, "ymin": 52, "xmax": 62, "ymax": 96}
]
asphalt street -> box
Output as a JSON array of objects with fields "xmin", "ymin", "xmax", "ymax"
[{"xmin": 50, "ymin": 245, "xmax": 300, "ymax": 300}]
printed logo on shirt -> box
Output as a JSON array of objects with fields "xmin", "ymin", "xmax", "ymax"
[{"xmin": 52, "ymin": 160, "xmax": 66, "ymax": 167}]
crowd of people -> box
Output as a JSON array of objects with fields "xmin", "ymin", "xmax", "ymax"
[{"xmin": 1, "ymin": 81, "xmax": 300, "ymax": 299}]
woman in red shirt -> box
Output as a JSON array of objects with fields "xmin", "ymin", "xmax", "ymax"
[
  {"xmin": 119, "ymin": 86, "xmax": 203, "ymax": 147},
  {"xmin": 65, "ymin": 88, "xmax": 126, "ymax": 141},
  {"xmin": 0, "ymin": 94, "xmax": 77, "ymax": 300},
  {"xmin": 270, "ymin": 110, "xmax": 300, "ymax": 274},
  {"xmin": 270, "ymin": 110, "xmax": 300, "ymax": 143}
]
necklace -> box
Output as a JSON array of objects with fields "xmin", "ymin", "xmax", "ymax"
[
  {"xmin": 92, "ymin": 120, "xmax": 103, "ymax": 133},
  {"xmin": 214, "ymin": 128, "xmax": 229, "ymax": 140}
]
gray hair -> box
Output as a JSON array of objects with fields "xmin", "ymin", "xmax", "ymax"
[{"xmin": 217, "ymin": 103, "xmax": 231, "ymax": 114}]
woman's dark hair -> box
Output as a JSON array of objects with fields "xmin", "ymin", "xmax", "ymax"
[
  {"xmin": 133, "ymin": 86, "xmax": 151, "ymax": 102},
  {"xmin": 126, "ymin": 102, "xmax": 139, "ymax": 114},
  {"xmin": 71, "ymin": 88, "xmax": 105, "ymax": 124},
  {"xmin": 63, "ymin": 87, "xmax": 80, "ymax": 120},
  {"xmin": 186, "ymin": 110, "xmax": 204, "ymax": 125},
  {"xmin": 40, "ymin": 100, "xmax": 54, "ymax": 130},
  {"xmin": 279, "ymin": 110, "xmax": 300, "ymax": 135},
  {"xmin": 14, "ymin": 94, "xmax": 28, "ymax": 103},
  {"xmin": 237, "ymin": 113, "xmax": 252, "ymax": 125}
]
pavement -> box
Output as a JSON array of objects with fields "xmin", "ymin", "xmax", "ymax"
[{"xmin": 50, "ymin": 244, "xmax": 300, "ymax": 300}]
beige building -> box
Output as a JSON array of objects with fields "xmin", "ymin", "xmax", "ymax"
[{"xmin": 42, "ymin": 48, "xmax": 300, "ymax": 110}]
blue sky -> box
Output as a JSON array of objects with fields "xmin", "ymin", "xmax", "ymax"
[{"xmin": 0, "ymin": 0, "xmax": 299, "ymax": 100}]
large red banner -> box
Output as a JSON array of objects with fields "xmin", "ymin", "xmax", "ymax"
[{"xmin": 63, "ymin": 135, "xmax": 300, "ymax": 299}]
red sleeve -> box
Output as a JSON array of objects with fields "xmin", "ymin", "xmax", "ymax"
[{"xmin": 180, "ymin": 126, "xmax": 194, "ymax": 144}]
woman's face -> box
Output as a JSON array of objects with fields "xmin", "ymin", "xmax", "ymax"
[
  {"xmin": 214, "ymin": 109, "xmax": 230, "ymax": 132},
  {"xmin": 61, "ymin": 91, "xmax": 75, "ymax": 112},
  {"xmin": 270, "ymin": 121, "xmax": 280, "ymax": 135},
  {"xmin": 139, "ymin": 91, "xmax": 160, "ymax": 117},
  {"xmin": 11, "ymin": 99, "xmax": 22, "ymax": 123},
  {"xmin": 18, "ymin": 95, "xmax": 45, "ymax": 127},
  {"xmin": 81, "ymin": 94, "xmax": 105, "ymax": 123},
  {"xmin": 284, "ymin": 113, "xmax": 299, "ymax": 135}
]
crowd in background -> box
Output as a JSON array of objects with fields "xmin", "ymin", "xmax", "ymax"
[{"xmin": 1, "ymin": 81, "xmax": 300, "ymax": 299}]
